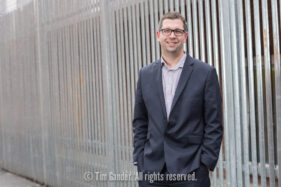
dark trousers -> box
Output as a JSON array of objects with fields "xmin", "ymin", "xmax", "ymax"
[{"xmin": 138, "ymin": 163, "xmax": 210, "ymax": 187}]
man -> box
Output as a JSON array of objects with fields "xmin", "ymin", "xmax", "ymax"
[{"xmin": 133, "ymin": 11, "xmax": 223, "ymax": 187}]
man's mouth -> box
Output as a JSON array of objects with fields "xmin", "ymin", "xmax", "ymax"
[{"xmin": 167, "ymin": 41, "xmax": 178, "ymax": 45}]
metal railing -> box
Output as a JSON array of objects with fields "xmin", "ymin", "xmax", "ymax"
[{"xmin": 0, "ymin": 0, "xmax": 280, "ymax": 186}]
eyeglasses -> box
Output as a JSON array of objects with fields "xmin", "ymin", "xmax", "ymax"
[{"xmin": 160, "ymin": 28, "xmax": 185, "ymax": 36}]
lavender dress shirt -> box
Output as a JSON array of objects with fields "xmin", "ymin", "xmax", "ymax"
[{"xmin": 161, "ymin": 53, "xmax": 187, "ymax": 119}]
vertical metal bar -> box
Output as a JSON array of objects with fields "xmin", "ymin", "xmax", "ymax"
[
  {"xmin": 253, "ymin": 0, "xmax": 266, "ymax": 186},
  {"xmin": 111, "ymin": 8, "xmax": 120, "ymax": 186},
  {"xmin": 93, "ymin": 5, "xmax": 99, "ymax": 162},
  {"xmin": 119, "ymin": 7, "xmax": 126, "ymax": 171},
  {"xmin": 65, "ymin": 23, "xmax": 72, "ymax": 184},
  {"xmin": 65, "ymin": 24, "xmax": 72, "ymax": 185},
  {"xmin": 170, "ymin": 0, "xmax": 174, "ymax": 11},
  {"xmin": 135, "ymin": 3, "xmax": 142, "ymax": 74},
  {"xmin": 180, "ymin": 0, "xmax": 185, "ymax": 18},
  {"xmin": 84, "ymin": 18, "xmax": 91, "ymax": 172},
  {"xmin": 70, "ymin": 14, "xmax": 75, "ymax": 185},
  {"xmin": 175, "ymin": 0, "xmax": 179, "ymax": 12},
  {"xmin": 244, "ymin": 0, "xmax": 258, "ymax": 185},
  {"xmin": 101, "ymin": 0, "xmax": 116, "ymax": 186},
  {"xmin": 132, "ymin": 2, "xmax": 139, "ymax": 165},
  {"xmin": 260, "ymin": 0, "xmax": 275, "ymax": 185},
  {"xmin": 204, "ymin": 0, "xmax": 212, "ymax": 66},
  {"xmin": 99, "ymin": 9, "xmax": 105, "ymax": 176},
  {"xmin": 32, "ymin": 24, "xmax": 38, "ymax": 181},
  {"xmin": 84, "ymin": 14, "xmax": 89, "ymax": 162},
  {"xmin": 198, "ymin": 0, "xmax": 205, "ymax": 62},
  {"xmin": 63, "ymin": 26, "xmax": 69, "ymax": 185},
  {"xmin": 140, "ymin": 1, "xmax": 147, "ymax": 66},
  {"xmin": 0, "ymin": 16, "xmax": 3, "ymax": 168},
  {"xmin": 52, "ymin": 28, "xmax": 58, "ymax": 186},
  {"xmin": 82, "ymin": 19, "xmax": 88, "ymax": 166},
  {"xmin": 93, "ymin": 16, "xmax": 99, "ymax": 161},
  {"xmin": 144, "ymin": 0, "xmax": 151, "ymax": 65},
  {"xmin": 0, "ymin": 16, "xmax": 3, "ymax": 170},
  {"xmin": 164, "ymin": 0, "xmax": 169, "ymax": 13},
  {"xmin": 92, "ymin": 16, "xmax": 100, "ymax": 186},
  {"xmin": 218, "ymin": 0, "xmax": 235, "ymax": 186},
  {"xmin": 98, "ymin": 14, "xmax": 107, "ymax": 175},
  {"xmin": 154, "ymin": 0, "xmax": 160, "ymax": 59},
  {"xmin": 115, "ymin": 7, "xmax": 122, "ymax": 183},
  {"xmin": 60, "ymin": 26, "xmax": 66, "ymax": 186},
  {"xmin": 237, "ymin": 0, "xmax": 250, "ymax": 186},
  {"xmin": 229, "ymin": 0, "xmax": 243, "ymax": 186},
  {"xmin": 87, "ymin": 16, "xmax": 94, "ymax": 168},
  {"xmin": 55, "ymin": 29, "xmax": 61, "ymax": 186},
  {"xmin": 192, "ymin": 0, "xmax": 199, "ymax": 59},
  {"xmin": 97, "ymin": 15, "xmax": 103, "ymax": 165},
  {"xmin": 80, "ymin": 19, "xmax": 85, "ymax": 186},
  {"xmin": 87, "ymin": 18, "xmax": 94, "ymax": 171},
  {"xmin": 90, "ymin": 16, "xmax": 98, "ymax": 185},
  {"xmin": 133, "ymin": 4, "xmax": 142, "ymax": 180},
  {"xmin": 186, "ymin": 0, "xmax": 193, "ymax": 56},
  {"xmin": 83, "ymin": 10, "xmax": 90, "ymax": 187},
  {"xmin": 108, "ymin": 1, "xmax": 120, "ymax": 185},
  {"xmin": 3, "ymin": 15, "xmax": 8, "ymax": 172},
  {"xmin": 149, "ymin": 0, "xmax": 156, "ymax": 61},
  {"xmin": 69, "ymin": 24, "xmax": 77, "ymax": 186},
  {"xmin": 180, "ymin": 0, "xmax": 186, "ymax": 52},
  {"xmin": 271, "ymin": 0, "xmax": 281, "ymax": 186},
  {"xmin": 56, "ymin": 29, "xmax": 63, "ymax": 186},
  {"xmin": 59, "ymin": 25, "xmax": 67, "ymax": 184},
  {"xmin": 60, "ymin": 21, "xmax": 66, "ymax": 187},
  {"xmin": 77, "ymin": 22, "xmax": 84, "ymax": 186},
  {"xmin": 128, "ymin": 4, "xmax": 135, "ymax": 162},
  {"xmin": 47, "ymin": 19, "xmax": 51, "ymax": 186},
  {"xmin": 211, "ymin": 0, "xmax": 219, "ymax": 76},
  {"xmin": 123, "ymin": 6, "xmax": 131, "ymax": 164},
  {"xmin": 48, "ymin": 29, "xmax": 56, "ymax": 186},
  {"xmin": 159, "ymin": 0, "xmax": 164, "ymax": 20}
]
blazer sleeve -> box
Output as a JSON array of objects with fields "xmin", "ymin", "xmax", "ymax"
[
  {"xmin": 200, "ymin": 67, "xmax": 223, "ymax": 171},
  {"xmin": 132, "ymin": 68, "xmax": 148, "ymax": 164}
]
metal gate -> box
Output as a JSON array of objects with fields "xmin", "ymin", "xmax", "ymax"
[{"xmin": 0, "ymin": 0, "xmax": 280, "ymax": 186}]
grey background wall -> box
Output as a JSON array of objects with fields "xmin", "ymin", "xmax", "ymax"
[{"xmin": 0, "ymin": 0, "xmax": 280, "ymax": 186}]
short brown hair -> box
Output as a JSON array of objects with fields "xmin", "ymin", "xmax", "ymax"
[{"xmin": 158, "ymin": 11, "xmax": 188, "ymax": 31}]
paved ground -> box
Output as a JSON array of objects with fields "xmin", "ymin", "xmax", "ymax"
[{"xmin": 0, "ymin": 168, "xmax": 44, "ymax": 187}]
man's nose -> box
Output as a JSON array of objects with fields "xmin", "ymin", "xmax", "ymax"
[{"xmin": 169, "ymin": 31, "xmax": 176, "ymax": 37}]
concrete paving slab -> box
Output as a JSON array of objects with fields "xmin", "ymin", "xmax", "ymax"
[{"xmin": 0, "ymin": 168, "xmax": 44, "ymax": 187}]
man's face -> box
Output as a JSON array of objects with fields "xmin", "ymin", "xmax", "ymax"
[{"xmin": 156, "ymin": 19, "xmax": 188, "ymax": 54}]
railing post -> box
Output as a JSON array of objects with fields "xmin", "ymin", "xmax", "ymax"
[
  {"xmin": 218, "ymin": 0, "xmax": 237, "ymax": 186},
  {"xmin": 100, "ymin": 1, "xmax": 116, "ymax": 187}
]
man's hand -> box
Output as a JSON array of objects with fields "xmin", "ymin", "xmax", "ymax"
[{"xmin": 201, "ymin": 162, "xmax": 211, "ymax": 172}]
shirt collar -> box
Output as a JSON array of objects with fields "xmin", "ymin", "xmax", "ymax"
[{"xmin": 161, "ymin": 53, "xmax": 186, "ymax": 70}]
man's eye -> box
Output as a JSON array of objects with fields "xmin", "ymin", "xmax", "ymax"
[
  {"xmin": 163, "ymin": 29, "xmax": 171, "ymax": 33},
  {"xmin": 175, "ymin": 30, "xmax": 183, "ymax": 34}
]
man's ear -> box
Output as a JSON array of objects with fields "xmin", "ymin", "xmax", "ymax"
[
  {"xmin": 156, "ymin": 31, "xmax": 160, "ymax": 42},
  {"xmin": 184, "ymin": 32, "xmax": 188, "ymax": 41}
]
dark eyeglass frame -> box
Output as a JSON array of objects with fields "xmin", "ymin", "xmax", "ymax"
[{"xmin": 160, "ymin": 28, "xmax": 186, "ymax": 36}]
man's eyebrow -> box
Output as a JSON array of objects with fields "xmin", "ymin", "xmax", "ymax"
[{"xmin": 161, "ymin": 28, "xmax": 184, "ymax": 30}]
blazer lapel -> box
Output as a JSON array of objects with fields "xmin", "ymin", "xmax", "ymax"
[
  {"xmin": 156, "ymin": 60, "xmax": 168, "ymax": 121},
  {"xmin": 170, "ymin": 55, "xmax": 194, "ymax": 115}
]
